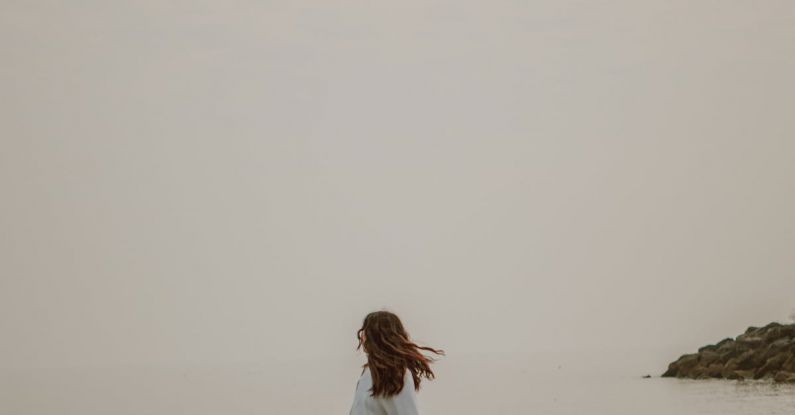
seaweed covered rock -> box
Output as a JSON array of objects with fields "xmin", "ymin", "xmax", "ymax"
[{"xmin": 662, "ymin": 322, "xmax": 795, "ymax": 382}]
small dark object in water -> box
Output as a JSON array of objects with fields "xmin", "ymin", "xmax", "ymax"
[{"xmin": 642, "ymin": 375, "xmax": 652, "ymax": 378}]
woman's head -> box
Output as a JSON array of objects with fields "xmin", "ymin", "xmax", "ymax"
[{"xmin": 356, "ymin": 310, "xmax": 444, "ymax": 397}]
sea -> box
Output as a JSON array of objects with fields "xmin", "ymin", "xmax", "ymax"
[{"xmin": 3, "ymin": 354, "xmax": 794, "ymax": 414}]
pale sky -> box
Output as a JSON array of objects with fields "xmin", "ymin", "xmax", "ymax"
[{"xmin": 2, "ymin": 1, "xmax": 794, "ymax": 372}]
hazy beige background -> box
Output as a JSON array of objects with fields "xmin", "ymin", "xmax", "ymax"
[{"xmin": 2, "ymin": 0, "xmax": 794, "ymax": 382}]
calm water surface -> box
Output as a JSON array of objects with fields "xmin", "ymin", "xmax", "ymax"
[{"xmin": 3, "ymin": 357, "xmax": 794, "ymax": 414}]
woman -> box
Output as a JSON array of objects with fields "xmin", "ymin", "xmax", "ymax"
[{"xmin": 349, "ymin": 311, "xmax": 444, "ymax": 415}]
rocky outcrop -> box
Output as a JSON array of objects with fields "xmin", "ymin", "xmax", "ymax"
[{"xmin": 662, "ymin": 322, "xmax": 795, "ymax": 382}]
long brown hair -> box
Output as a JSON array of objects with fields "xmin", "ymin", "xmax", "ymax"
[{"xmin": 356, "ymin": 311, "xmax": 444, "ymax": 397}]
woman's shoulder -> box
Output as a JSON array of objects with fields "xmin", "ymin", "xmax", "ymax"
[{"xmin": 402, "ymin": 368, "xmax": 415, "ymax": 388}]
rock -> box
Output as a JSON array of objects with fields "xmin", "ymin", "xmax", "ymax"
[
  {"xmin": 699, "ymin": 350, "xmax": 721, "ymax": 366},
  {"xmin": 721, "ymin": 359, "xmax": 739, "ymax": 378},
  {"xmin": 773, "ymin": 371, "xmax": 795, "ymax": 383},
  {"xmin": 718, "ymin": 343, "xmax": 746, "ymax": 361},
  {"xmin": 734, "ymin": 350, "xmax": 760, "ymax": 370},
  {"xmin": 768, "ymin": 338, "xmax": 791, "ymax": 349},
  {"xmin": 663, "ymin": 322, "xmax": 795, "ymax": 382},
  {"xmin": 756, "ymin": 352, "xmax": 792, "ymax": 379},
  {"xmin": 698, "ymin": 344, "xmax": 719, "ymax": 353},
  {"xmin": 777, "ymin": 326, "xmax": 795, "ymax": 338},
  {"xmin": 662, "ymin": 353, "xmax": 699, "ymax": 378},
  {"xmin": 734, "ymin": 370, "xmax": 756, "ymax": 381},
  {"xmin": 759, "ymin": 339, "xmax": 792, "ymax": 361},
  {"xmin": 781, "ymin": 354, "xmax": 795, "ymax": 372},
  {"xmin": 725, "ymin": 371, "xmax": 740, "ymax": 380},
  {"xmin": 736, "ymin": 335, "xmax": 764, "ymax": 347},
  {"xmin": 763, "ymin": 322, "xmax": 783, "ymax": 330},
  {"xmin": 688, "ymin": 365, "xmax": 708, "ymax": 379},
  {"xmin": 706, "ymin": 363, "xmax": 724, "ymax": 378}
]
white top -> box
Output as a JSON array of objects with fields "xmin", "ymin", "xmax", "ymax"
[{"xmin": 349, "ymin": 368, "xmax": 419, "ymax": 415}]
